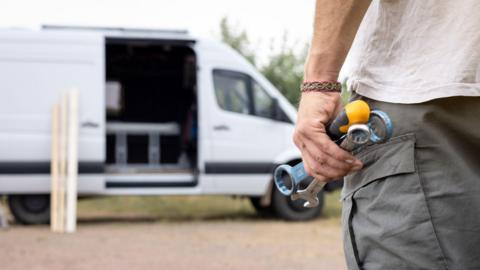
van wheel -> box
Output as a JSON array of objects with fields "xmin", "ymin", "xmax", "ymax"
[
  {"xmin": 249, "ymin": 197, "xmax": 273, "ymax": 217},
  {"xmin": 271, "ymin": 186, "xmax": 324, "ymax": 221},
  {"xmin": 8, "ymin": 195, "xmax": 50, "ymax": 225}
]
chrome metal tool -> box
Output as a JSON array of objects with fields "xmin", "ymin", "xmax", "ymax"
[{"xmin": 273, "ymin": 104, "xmax": 393, "ymax": 208}]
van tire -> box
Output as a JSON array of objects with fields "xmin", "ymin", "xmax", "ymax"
[
  {"xmin": 249, "ymin": 197, "xmax": 273, "ymax": 217},
  {"xmin": 271, "ymin": 187, "xmax": 324, "ymax": 221},
  {"xmin": 8, "ymin": 195, "xmax": 50, "ymax": 225}
]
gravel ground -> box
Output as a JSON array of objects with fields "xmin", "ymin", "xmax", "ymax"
[{"xmin": 0, "ymin": 218, "xmax": 346, "ymax": 270}]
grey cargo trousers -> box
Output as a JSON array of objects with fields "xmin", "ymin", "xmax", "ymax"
[{"xmin": 342, "ymin": 94, "xmax": 480, "ymax": 270}]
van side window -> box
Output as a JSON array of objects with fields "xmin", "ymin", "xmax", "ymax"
[
  {"xmin": 252, "ymin": 81, "xmax": 274, "ymax": 119},
  {"xmin": 213, "ymin": 70, "xmax": 252, "ymax": 115}
]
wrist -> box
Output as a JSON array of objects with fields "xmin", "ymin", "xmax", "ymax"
[
  {"xmin": 299, "ymin": 91, "xmax": 342, "ymax": 124},
  {"xmin": 300, "ymin": 91, "xmax": 341, "ymax": 106},
  {"xmin": 301, "ymin": 90, "xmax": 341, "ymax": 99},
  {"xmin": 304, "ymin": 53, "xmax": 341, "ymax": 82},
  {"xmin": 303, "ymin": 72, "xmax": 339, "ymax": 83}
]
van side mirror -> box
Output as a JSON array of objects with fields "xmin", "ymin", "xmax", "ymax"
[{"xmin": 271, "ymin": 98, "xmax": 282, "ymax": 120}]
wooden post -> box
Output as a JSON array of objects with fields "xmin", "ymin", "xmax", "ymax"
[
  {"xmin": 50, "ymin": 89, "xmax": 79, "ymax": 233},
  {"xmin": 65, "ymin": 90, "xmax": 79, "ymax": 233},
  {"xmin": 50, "ymin": 103, "xmax": 60, "ymax": 232},
  {"xmin": 58, "ymin": 94, "xmax": 68, "ymax": 233},
  {"xmin": 0, "ymin": 202, "xmax": 8, "ymax": 228}
]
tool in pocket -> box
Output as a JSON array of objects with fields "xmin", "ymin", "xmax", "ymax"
[{"xmin": 274, "ymin": 100, "xmax": 393, "ymax": 208}]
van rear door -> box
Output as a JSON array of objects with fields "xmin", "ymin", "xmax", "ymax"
[{"xmin": 0, "ymin": 30, "xmax": 105, "ymax": 173}]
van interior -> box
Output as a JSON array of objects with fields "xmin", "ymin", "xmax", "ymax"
[{"xmin": 105, "ymin": 39, "xmax": 197, "ymax": 173}]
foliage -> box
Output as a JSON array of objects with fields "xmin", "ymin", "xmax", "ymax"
[
  {"xmin": 260, "ymin": 36, "xmax": 307, "ymax": 105},
  {"xmin": 219, "ymin": 18, "xmax": 306, "ymax": 106},
  {"xmin": 219, "ymin": 18, "xmax": 257, "ymax": 66}
]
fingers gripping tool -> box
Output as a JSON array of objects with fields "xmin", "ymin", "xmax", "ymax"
[{"xmin": 274, "ymin": 100, "xmax": 393, "ymax": 208}]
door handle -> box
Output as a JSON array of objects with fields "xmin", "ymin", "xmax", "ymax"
[
  {"xmin": 81, "ymin": 121, "xmax": 99, "ymax": 128},
  {"xmin": 213, "ymin": 124, "xmax": 230, "ymax": 131}
]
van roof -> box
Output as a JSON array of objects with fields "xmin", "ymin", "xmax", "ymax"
[{"xmin": 42, "ymin": 25, "xmax": 195, "ymax": 42}]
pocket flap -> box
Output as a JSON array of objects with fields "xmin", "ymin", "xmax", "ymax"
[{"xmin": 341, "ymin": 134, "xmax": 416, "ymax": 200}]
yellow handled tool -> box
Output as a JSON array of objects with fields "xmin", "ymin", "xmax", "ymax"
[
  {"xmin": 327, "ymin": 100, "xmax": 371, "ymax": 140},
  {"xmin": 274, "ymin": 100, "xmax": 393, "ymax": 208}
]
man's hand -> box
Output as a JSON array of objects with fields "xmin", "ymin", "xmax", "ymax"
[
  {"xmin": 294, "ymin": 0, "xmax": 372, "ymax": 181},
  {"xmin": 293, "ymin": 92, "xmax": 362, "ymax": 182}
]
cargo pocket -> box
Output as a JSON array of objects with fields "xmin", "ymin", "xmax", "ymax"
[{"xmin": 341, "ymin": 134, "xmax": 448, "ymax": 270}]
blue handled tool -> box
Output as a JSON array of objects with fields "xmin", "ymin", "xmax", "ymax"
[
  {"xmin": 274, "ymin": 162, "xmax": 310, "ymax": 196},
  {"xmin": 274, "ymin": 103, "xmax": 393, "ymax": 208},
  {"xmin": 274, "ymin": 124, "xmax": 370, "ymax": 197}
]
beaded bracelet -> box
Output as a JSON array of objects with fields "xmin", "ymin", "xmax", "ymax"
[{"xmin": 301, "ymin": 81, "xmax": 342, "ymax": 93}]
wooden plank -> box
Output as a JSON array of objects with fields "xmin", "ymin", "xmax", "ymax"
[
  {"xmin": 58, "ymin": 94, "xmax": 68, "ymax": 233},
  {"xmin": 0, "ymin": 203, "xmax": 8, "ymax": 228},
  {"xmin": 50, "ymin": 103, "xmax": 60, "ymax": 232},
  {"xmin": 65, "ymin": 89, "xmax": 79, "ymax": 233}
]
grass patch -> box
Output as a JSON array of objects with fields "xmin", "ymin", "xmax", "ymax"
[
  {"xmin": 323, "ymin": 190, "xmax": 342, "ymax": 219},
  {"xmin": 77, "ymin": 190, "xmax": 343, "ymax": 222},
  {"xmin": 78, "ymin": 195, "xmax": 256, "ymax": 222}
]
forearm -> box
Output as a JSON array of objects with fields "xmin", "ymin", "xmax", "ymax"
[
  {"xmin": 295, "ymin": 0, "xmax": 369, "ymax": 181},
  {"xmin": 305, "ymin": 0, "xmax": 372, "ymax": 81}
]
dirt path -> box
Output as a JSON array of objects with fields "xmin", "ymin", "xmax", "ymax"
[{"xmin": 0, "ymin": 219, "xmax": 346, "ymax": 270}]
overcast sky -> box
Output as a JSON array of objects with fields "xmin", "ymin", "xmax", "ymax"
[{"xmin": 2, "ymin": 0, "xmax": 316, "ymax": 60}]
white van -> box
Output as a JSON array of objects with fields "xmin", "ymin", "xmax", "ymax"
[{"xmin": 0, "ymin": 26, "xmax": 331, "ymax": 224}]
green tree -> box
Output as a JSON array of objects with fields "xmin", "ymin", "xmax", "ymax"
[
  {"xmin": 260, "ymin": 35, "xmax": 307, "ymax": 105},
  {"xmin": 219, "ymin": 18, "xmax": 257, "ymax": 66},
  {"xmin": 219, "ymin": 18, "xmax": 306, "ymax": 105}
]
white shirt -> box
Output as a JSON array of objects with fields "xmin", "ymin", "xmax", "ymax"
[{"xmin": 342, "ymin": 0, "xmax": 480, "ymax": 104}]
